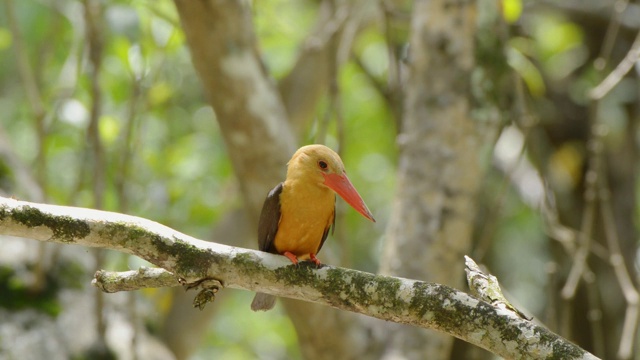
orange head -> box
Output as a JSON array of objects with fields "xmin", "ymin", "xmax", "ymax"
[{"xmin": 287, "ymin": 144, "xmax": 375, "ymax": 222}]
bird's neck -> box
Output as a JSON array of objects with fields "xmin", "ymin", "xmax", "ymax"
[
  {"xmin": 284, "ymin": 176, "xmax": 329, "ymax": 196},
  {"xmin": 280, "ymin": 177, "xmax": 335, "ymax": 219}
]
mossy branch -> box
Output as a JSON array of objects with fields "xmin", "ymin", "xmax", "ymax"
[
  {"xmin": 0, "ymin": 196, "xmax": 598, "ymax": 360},
  {"xmin": 93, "ymin": 267, "xmax": 181, "ymax": 293}
]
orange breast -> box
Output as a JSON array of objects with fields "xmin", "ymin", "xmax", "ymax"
[{"xmin": 273, "ymin": 179, "xmax": 334, "ymax": 259}]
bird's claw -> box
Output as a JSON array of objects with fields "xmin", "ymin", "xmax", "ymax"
[
  {"xmin": 283, "ymin": 252, "xmax": 323, "ymax": 269},
  {"xmin": 283, "ymin": 251, "xmax": 299, "ymax": 267},
  {"xmin": 309, "ymin": 253, "xmax": 322, "ymax": 268}
]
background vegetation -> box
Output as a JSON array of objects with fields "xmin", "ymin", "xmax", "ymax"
[{"xmin": 0, "ymin": 0, "xmax": 637, "ymax": 359}]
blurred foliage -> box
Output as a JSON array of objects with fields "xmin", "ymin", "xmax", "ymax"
[
  {"xmin": 0, "ymin": 259, "xmax": 89, "ymax": 317},
  {"xmin": 0, "ymin": 0, "xmax": 637, "ymax": 359},
  {"xmin": 0, "ymin": 0, "xmax": 396, "ymax": 358},
  {"xmin": 255, "ymin": 1, "xmax": 317, "ymax": 79}
]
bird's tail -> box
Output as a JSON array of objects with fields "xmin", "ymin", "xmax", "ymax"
[{"xmin": 251, "ymin": 293, "xmax": 277, "ymax": 311}]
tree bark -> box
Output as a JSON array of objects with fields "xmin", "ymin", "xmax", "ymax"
[{"xmin": 380, "ymin": 0, "xmax": 497, "ymax": 359}]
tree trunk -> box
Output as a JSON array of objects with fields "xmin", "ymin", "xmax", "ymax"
[{"xmin": 380, "ymin": 1, "xmax": 496, "ymax": 358}]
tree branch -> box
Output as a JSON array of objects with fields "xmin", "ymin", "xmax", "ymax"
[
  {"xmin": 93, "ymin": 267, "xmax": 180, "ymax": 293},
  {"xmin": 589, "ymin": 29, "xmax": 640, "ymax": 100},
  {"xmin": 278, "ymin": 0, "xmax": 347, "ymax": 136},
  {"xmin": 0, "ymin": 196, "xmax": 598, "ymax": 360}
]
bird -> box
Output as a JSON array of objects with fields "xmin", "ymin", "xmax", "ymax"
[{"xmin": 251, "ymin": 144, "xmax": 375, "ymax": 311}]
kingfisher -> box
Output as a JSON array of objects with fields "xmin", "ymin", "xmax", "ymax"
[{"xmin": 251, "ymin": 144, "xmax": 375, "ymax": 311}]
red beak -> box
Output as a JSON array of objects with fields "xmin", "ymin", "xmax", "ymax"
[{"xmin": 323, "ymin": 173, "xmax": 375, "ymax": 222}]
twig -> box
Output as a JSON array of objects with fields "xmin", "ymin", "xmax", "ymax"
[
  {"xmin": 83, "ymin": 0, "xmax": 106, "ymax": 210},
  {"xmin": 5, "ymin": 0, "xmax": 51, "ymax": 197},
  {"xmin": 4, "ymin": 0, "xmax": 46, "ymax": 120},
  {"xmin": 115, "ymin": 71, "xmax": 143, "ymax": 213},
  {"xmin": 380, "ymin": 0, "xmax": 405, "ymax": 125},
  {"xmin": 594, "ymin": 0, "xmax": 629, "ymax": 71},
  {"xmin": 315, "ymin": 0, "xmax": 348, "ymax": 147},
  {"xmin": 598, "ymin": 163, "xmax": 640, "ymax": 360},
  {"xmin": 380, "ymin": 0, "xmax": 399, "ymax": 92},
  {"xmin": 351, "ymin": 53, "xmax": 390, "ymax": 102},
  {"xmin": 557, "ymin": 122, "xmax": 606, "ymax": 356},
  {"xmin": 560, "ymin": 133, "xmax": 601, "ymax": 300},
  {"xmin": 277, "ymin": 0, "xmax": 350, "ymax": 136},
  {"xmin": 93, "ymin": 267, "xmax": 181, "ymax": 293},
  {"xmin": 588, "ymin": 7, "xmax": 640, "ymax": 355},
  {"xmin": 583, "ymin": 269, "xmax": 606, "ymax": 357},
  {"xmin": 0, "ymin": 196, "xmax": 599, "ymax": 360},
  {"xmin": 93, "ymin": 268, "xmax": 222, "ymax": 311},
  {"xmin": 589, "ymin": 29, "xmax": 640, "ymax": 100},
  {"xmin": 5, "ymin": 0, "xmax": 53, "ymax": 294},
  {"xmin": 476, "ymin": 77, "xmax": 532, "ymax": 262},
  {"xmin": 82, "ymin": 0, "xmax": 108, "ymax": 350},
  {"xmin": 543, "ymin": 189, "xmax": 606, "ymax": 354},
  {"xmin": 464, "ymin": 256, "xmax": 530, "ymax": 320},
  {"xmin": 618, "ymin": 304, "xmax": 639, "ymax": 360}
]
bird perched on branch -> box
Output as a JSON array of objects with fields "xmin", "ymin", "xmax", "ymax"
[{"xmin": 251, "ymin": 144, "xmax": 375, "ymax": 311}]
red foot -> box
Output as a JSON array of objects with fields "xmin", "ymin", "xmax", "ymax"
[
  {"xmin": 309, "ymin": 253, "xmax": 322, "ymax": 267},
  {"xmin": 283, "ymin": 251, "xmax": 299, "ymax": 265}
]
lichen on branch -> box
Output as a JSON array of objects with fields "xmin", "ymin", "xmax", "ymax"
[{"xmin": 0, "ymin": 196, "xmax": 598, "ymax": 360}]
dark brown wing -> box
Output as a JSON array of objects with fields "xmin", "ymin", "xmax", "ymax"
[
  {"xmin": 316, "ymin": 195, "xmax": 336, "ymax": 254},
  {"xmin": 257, "ymin": 182, "xmax": 283, "ymax": 253}
]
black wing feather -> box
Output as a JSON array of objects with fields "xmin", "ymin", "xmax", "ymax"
[
  {"xmin": 317, "ymin": 195, "xmax": 336, "ymax": 254},
  {"xmin": 257, "ymin": 182, "xmax": 283, "ymax": 253}
]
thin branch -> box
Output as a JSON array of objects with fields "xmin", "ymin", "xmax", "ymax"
[
  {"xmin": 351, "ymin": 52, "xmax": 390, "ymax": 102},
  {"xmin": 0, "ymin": 196, "xmax": 599, "ymax": 360},
  {"xmin": 543, "ymin": 188, "xmax": 606, "ymax": 353},
  {"xmin": 4, "ymin": 0, "xmax": 50, "ymax": 194},
  {"xmin": 379, "ymin": 0, "xmax": 406, "ymax": 126},
  {"xmin": 4, "ymin": 0, "xmax": 46, "ymax": 120},
  {"xmin": 6, "ymin": 0, "xmax": 55, "ymax": 295},
  {"xmin": 278, "ymin": 0, "xmax": 350, "ymax": 136},
  {"xmin": 94, "ymin": 268, "xmax": 223, "ymax": 311},
  {"xmin": 115, "ymin": 70, "xmax": 142, "ymax": 214},
  {"xmin": 557, "ymin": 122, "xmax": 607, "ymax": 353},
  {"xmin": 83, "ymin": 0, "xmax": 106, "ymax": 210},
  {"xmin": 538, "ymin": 1, "xmax": 640, "ymax": 33},
  {"xmin": 594, "ymin": 0, "xmax": 628, "ymax": 71},
  {"xmin": 589, "ymin": 29, "xmax": 640, "ymax": 100},
  {"xmin": 315, "ymin": 5, "xmax": 347, "ymax": 151},
  {"xmin": 464, "ymin": 256, "xmax": 529, "ymax": 320},
  {"xmin": 560, "ymin": 134, "xmax": 601, "ymax": 300},
  {"xmin": 597, "ymin": 152, "xmax": 640, "ymax": 360},
  {"xmin": 94, "ymin": 267, "xmax": 181, "ymax": 293},
  {"xmin": 588, "ymin": 9, "xmax": 640, "ymax": 354},
  {"xmin": 82, "ymin": 0, "xmax": 108, "ymax": 349}
]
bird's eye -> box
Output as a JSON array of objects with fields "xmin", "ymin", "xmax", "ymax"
[{"xmin": 318, "ymin": 160, "xmax": 328, "ymax": 170}]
